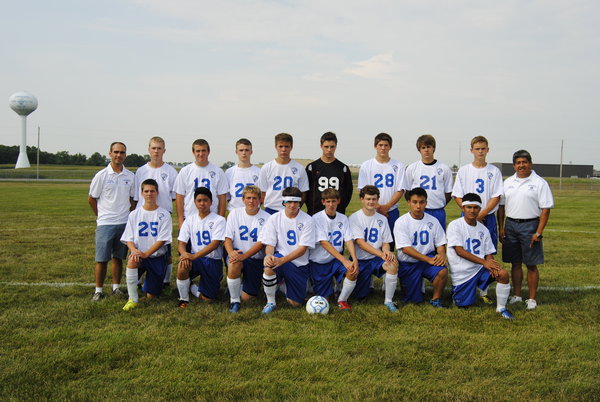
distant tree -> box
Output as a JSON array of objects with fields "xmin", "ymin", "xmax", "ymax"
[
  {"xmin": 126, "ymin": 153, "xmax": 150, "ymax": 167},
  {"xmin": 221, "ymin": 161, "xmax": 235, "ymax": 170},
  {"xmin": 87, "ymin": 152, "xmax": 108, "ymax": 166},
  {"xmin": 451, "ymin": 164, "xmax": 458, "ymax": 172}
]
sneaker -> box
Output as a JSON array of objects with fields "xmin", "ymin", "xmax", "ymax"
[
  {"xmin": 480, "ymin": 295, "xmax": 494, "ymax": 305},
  {"xmin": 262, "ymin": 303, "xmax": 276, "ymax": 314},
  {"xmin": 526, "ymin": 299, "xmax": 537, "ymax": 310},
  {"xmin": 229, "ymin": 302, "xmax": 241, "ymax": 313},
  {"xmin": 384, "ymin": 302, "xmax": 399, "ymax": 312},
  {"xmin": 91, "ymin": 292, "xmax": 105, "ymax": 302},
  {"xmin": 122, "ymin": 299, "xmax": 139, "ymax": 311},
  {"xmin": 430, "ymin": 298, "xmax": 446, "ymax": 308},
  {"xmin": 112, "ymin": 288, "xmax": 126, "ymax": 297},
  {"xmin": 509, "ymin": 295, "xmax": 523, "ymax": 304},
  {"xmin": 177, "ymin": 299, "xmax": 188, "ymax": 309},
  {"xmin": 337, "ymin": 301, "xmax": 352, "ymax": 311},
  {"xmin": 497, "ymin": 308, "xmax": 515, "ymax": 320}
]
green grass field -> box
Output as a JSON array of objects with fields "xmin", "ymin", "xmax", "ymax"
[{"xmin": 0, "ymin": 179, "xmax": 599, "ymax": 400}]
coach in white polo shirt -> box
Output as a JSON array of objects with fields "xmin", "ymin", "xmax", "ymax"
[
  {"xmin": 498, "ymin": 150, "xmax": 554, "ymax": 310},
  {"xmin": 88, "ymin": 142, "xmax": 136, "ymax": 301}
]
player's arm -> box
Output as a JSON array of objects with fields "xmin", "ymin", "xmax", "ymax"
[
  {"xmin": 260, "ymin": 191, "xmax": 266, "ymax": 205},
  {"xmin": 238, "ymin": 242, "xmax": 265, "ymax": 262},
  {"xmin": 497, "ymin": 205, "xmax": 506, "ymax": 243},
  {"xmin": 401, "ymin": 246, "xmax": 444, "ymax": 266},
  {"xmin": 478, "ymin": 196, "xmax": 500, "ymax": 221},
  {"xmin": 175, "ymin": 194, "xmax": 185, "ymax": 228},
  {"xmin": 130, "ymin": 197, "xmax": 136, "ymax": 211},
  {"xmin": 320, "ymin": 240, "xmax": 355, "ymax": 273},
  {"xmin": 453, "ymin": 197, "xmax": 463, "ymax": 209},
  {"xmin": 344, "ymin": 240, "xmax": 359, "ymax": 275},
  {"xmin": 140, "ymin": 240, "xmax": 166, "ymax": 259},
  {"xmin": 126, "ymin": 241, "xmax": 143, "ymax": 262},
  {"xmin": 453, "ymin": 246, "xmax": 501, "ymax": 276},
  {"xmin": 356, "ymin": 238, "xmax": 389, "ymax": 262},
  {"xmin": 190, "ymin": 240, "xmax": 222, "ymax": 260},
  {"xmin": 530, "ymin": 208, "xmax": 550, "ymax": 248},
  {"xmin": 268, "ymin": 246, "xmax": 308, "ymax": 268},
  {"xmin": 88, "ymin": 196, "xmax": 98, "ymax": 216},
  {"xmin": 217, "ymin": 194, "xmax": 227, "ymax": 217},
  {"xmin": 378, "ymin": 190, "xmax": 404, "ymax": 215},
  {"xmin": 342, "ymin": 168, "xmax": 353, "ymax": 211},
  {"xmin": 445, "ymin": 193, "xmax": 452, "ymax": 205},
  {"xmin": 224, "ymin": 237, "xmax": 239, "ymax": 258}
]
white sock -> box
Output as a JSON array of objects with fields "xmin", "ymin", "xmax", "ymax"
[
  {"xmin": 190, "ymin": 282, "xmax": 200, "ymax": 298},
  {"xmin": 126, "ymin": 268, "xmax": 139, "ymax": 303},
  {"xmin": 112, "ymin": 283, "xmax": 120, "ymax": 292},
  {"xmin": 263, "ymin": 274, "xmax": 277, "ymax": 304},
  {"xmin": 338, "ymin": 278, "xmax": 356, "ymax": 302},
  {"xmin": 479, "ymin": 287, "xmax": 488, "ymax": 297},
  {"xmin": 227, "ymin": 277, "xmax": 242, "ymax": 303},
  {"xmin": 496, "ymin": 283, "xmax": 511, "ymax": 311},
  {"xmin": 176, "ymin": 279, "xmax": 190, "ymax": 301},
  {"xmin": 164, "ymin": 264, "xmax": 172, "ymax": 284},
  {"xmin": 277, "ymin": 281, "xmax": 287, "ymax": 296},
  {"xmin": 384, "ymin": 273, "xmax": 398, "ymax": 304},
  {"xmin": 421, "ymin": 278, "xmax": 426, "ymax": 294},
  {"xmin": 95, "ymin": 287, "xmax": 103, "ymax": 293},
  {"xmin": 334, "ymin": 280, "xmax": 342, "ymax": 294}
]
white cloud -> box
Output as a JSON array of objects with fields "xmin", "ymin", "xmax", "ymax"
[{"xmin": 343, "ymin": 53, "xmax": 402, "ymax": 79}]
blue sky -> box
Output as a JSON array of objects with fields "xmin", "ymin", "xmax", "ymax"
[{"xmin": 1, "ymin": 0, "xmax": 599, "ymax": 169}]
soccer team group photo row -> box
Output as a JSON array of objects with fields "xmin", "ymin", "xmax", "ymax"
[{"xmin": 88, "ymin": 131, "xmax": 553, "ymax": 319}]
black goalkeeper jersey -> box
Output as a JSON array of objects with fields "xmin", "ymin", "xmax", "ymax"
[{"xmin": 305, "ymin": 158, "xmax": 354, "ymax": 215}]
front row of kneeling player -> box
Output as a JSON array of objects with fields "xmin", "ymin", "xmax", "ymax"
[{"xmin": 121, "ymin": 181, "xmax": 515, "ymax": 319}]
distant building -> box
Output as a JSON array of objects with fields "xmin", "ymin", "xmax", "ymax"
[{"xmin": 493, "ymin": 163, "xmax": 593, "ymax": 178}]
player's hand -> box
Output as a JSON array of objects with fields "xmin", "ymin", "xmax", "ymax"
[
  {"xmin": 179, "ymin": 258, "xmax": 191, "ymax": 270},
  {"xmin": 343, "ymin": 258, "xmax": 358, "ymax": 275},
  {"xmin": 264, "ymin": 255, "xmax": 278, "ymax": 269},
  {"xmin": 476, "ymin": 211, "xmax": 486, "ymax": 222},
  {"xmin": 376, "ymin": 205, "xmax": 390, "ymax": 216},
  {"xmin": 383, "ymin": 251, "xmax": 397, "ymax": 263},
  {"xmin": 228, "ymin": 250, "xmax": 242, "ymax": 263},
  {"xmin": 482, "ymin": 258, "xmax": 501, "ymax": 272},
  {"xmin": 529, "ymin": 233, "xmax": 542, "ymax": 248},
  {"xmin": 431, "ymin": 254, "xmax": 446, "ymax": 266},
  {"xmin": 179, "ymin": 251, "xmax": 193, "ymax": 262},
  {"xmin": 499, "ymin": 228, "xmax": 506, "ymax": 244}
]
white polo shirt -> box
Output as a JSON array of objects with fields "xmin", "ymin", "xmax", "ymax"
[
  {"xmin": 500, "ymin": 170, "xmax": 554, "ymax": 219},
  {"xmin": 89, "ymin": 164, "xmax": 135, "ymax": 226}
]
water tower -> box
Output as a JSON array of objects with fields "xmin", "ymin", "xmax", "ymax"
[{"xmin": 9, "ymin": 91, "xmax": 38, "ymax": 169}]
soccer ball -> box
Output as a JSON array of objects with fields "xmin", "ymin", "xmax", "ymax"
[{"xmin": 306, "ymin": 296, "xmax": 329, "ymax": 315}]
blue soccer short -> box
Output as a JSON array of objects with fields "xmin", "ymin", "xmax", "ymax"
[
  {"xmin": 387, "ymin": 208, "xmax": 400, "ymax": 239},
  {"xmin": 189, "ymin": 257, "xmax": 224, "ymax": 300},
  {"xmin": 138, "ymin": 254, "xmax": 168, "ymax": 296},
  {"xmin": 353, "ymin": 257, "xmax": 386, "ymax": 299},
  {"xmin": 309, "ymin": 259, "xmax": 348, "ymax": 298},
  {"xmin": 452, "ymin": 267, "xmax": 495, "ymax": 307},
  {"xmin": 264, "ymin": 207, "xmax": 279, "ymax": 215},
  {"xmin": 227, "ymin": 256, "xmax": 264, "ymax": 297},
  {"xmin": 95, "ymin": 224, "xmax": 127, "ymax": 262},
  {"xmin": 425, "ymin": 208, "xmax": 447, "ymax": 231},
  {"xmin": 399, "ymin": 256, "xmax": 446, "ymax": 303},
  {"xmin": 272, "ymin": 252, "xmax": 309, "ymax": 304}
]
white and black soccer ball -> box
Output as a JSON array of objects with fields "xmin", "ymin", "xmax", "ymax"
[{"xmin": 306, "ymin": 295, "xmax": 329, "ymax": 315}]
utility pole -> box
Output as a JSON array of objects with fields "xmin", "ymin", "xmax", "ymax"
[{"xmin": 559, "ymin": 139, "xmax": 564, "ymax": 191}]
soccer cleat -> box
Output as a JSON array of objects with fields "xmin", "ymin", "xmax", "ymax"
[
  {"xmin": 526, "ymin": 299, "xmax": 537, "ymax": 310},
  {"xmin": 229, "ymin": 302, "xmax": 241, "ymax": 313},
  {"xmin": 384, "ymin": 302, "xmax": 399, "ymax": 313},
  {"xmin": 497, "ymin": 308, "xmax": 515, "ymax": 320},
  {"xmin": 430, "ymin": 298, "xmax": 446, "ymax": 308},
  {"xmin": 112, "ymin": 288, "xmax": 126, "ymax": 297},
  {"xmin": 509, "ymin": 295, "xmax": 523, "ymax": 305},
  {"xmin": 122, "ymin": 299, "xmax": 139, "ymax": 311},
  {"xmin": 480, "ymin": 295, "xmax": 494, "ymax": 305},
  {"xmin": 337, "ymin": 301, "xmax": 352, "ymax": 311},
  {"xmin": 177, "ymin": 299, "xmax": 188, "ymax": 309},
  {"xmin": 91, "ymin": 292, "xmax": 105, "ymax": 302},
  {"xmin": 262, "ymin": 303, "xmax": 276, "ymax": 314}
]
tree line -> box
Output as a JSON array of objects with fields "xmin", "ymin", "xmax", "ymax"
[{"xmin": 0, "ymin": 145, "xmax": 150, "ymax": 167}]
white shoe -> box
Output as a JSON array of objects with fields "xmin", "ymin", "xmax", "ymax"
[
  {"xmin": 526, "ymin": 299, "xmax": 537, "ymax": 310},
  {"xmin": 508, "ymin": 295, "xmax": 523, "ymax": 305}
]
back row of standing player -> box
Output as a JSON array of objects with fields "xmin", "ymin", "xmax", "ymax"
[{"xmin": 88, "ymin": 132, "xmax": 553, "ymax": 316}]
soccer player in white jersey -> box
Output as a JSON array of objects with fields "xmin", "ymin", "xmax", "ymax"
[
  {"xmin": 394, "ymin": 188, "xmax": 448, "ymax": 307},
  {"xmin": 358, "ymin": 133, "xmax": 406, "ymax": 247},
  {"xmin": 88, "ymin": 142, "xmax": 136, "ymax": 301},
  {"xmin": 404, "ymin": 134, "xmax": 453, "ymax": 230},
  {"xmin": 349, "ymin": 185, "xmax": 399, "ymax": 312},
  {"xmin": 224, "ymin": 185, "xmax": 270, "ymax": 313},
  {"xmin": 133, "ymin": 136, "xmax": 178, "ymax": 290},
  {"xmin": 451, "ymin": 136, "xmax": 503, "ymax": 303},
  {"xmin": 258, "ymin": 133, "xmax": 309, "ymax": 214},
  {"xmin": 225, "ymin": 138, "xmax": 261, "ymax": 211},
  {"xmin": 176, "ymin": 187, "xmax": 226, "ymax": 308},
  {"xmin": 120, "ymin": 179, "xmax": 172, "ymax": 310},
  {"xmin": 260, "ymin": 187, "xmax": 315, "ymax": 314},
  {"xmin": 174, "ymin": 139, "xmax": 228, "ymax": 229},
  {"xmin": 446, "ymin": 193, "xmax": 514, "ymax": 319},
  {"xmin": 309, "ymin": 188, "xmax": 359, "ymax": 310}
]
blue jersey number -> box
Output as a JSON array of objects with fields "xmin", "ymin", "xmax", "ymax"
[
  {"xmin": 465, "ymin": 238, "xmax": 481, "ymax": 255},
  {"xmin": 411, "ymin": 230, "xmax": 430, "ymax": 246},
  {"xmin": 234, "ymin": 183, "xmax": 254, "ymax": 197},
  {"xmin": 363, "ymin": 228, "xmax": 379, "ymax": 243},
  {"xmin": 374, "ymin": 173, "xmax": 394, "ymax": 188},
  {"xmin": 419, "ymin": 175, "xmax": 437, "ymax": 190},
  {"xmin": 194, "ymin": 177, "xmax": 211, "ymax": 190},
  {"xmin": 286, "ymin": 230, "xmax": 297, "ymax": 245},
  {"xmin": 475, "ymin": 179, "xmax": 484, "ymax": 194},
  {"xmin": 195, "ymin": 230, "xmax": 211, "ymax": 246},
  {"xmin": 138, "ymin": 221, "xmax": 158, "ymax": 237},
  {"xmin": 328, "ymin": 231, "xmax": 343, "ymax": 247},
  {"xmin": 273, "ymin": 176, "xmax": 293, "ymax": 191},
  {"xmin": 239, "ymin": 225, "xmax": 258, "ymax": 242}
]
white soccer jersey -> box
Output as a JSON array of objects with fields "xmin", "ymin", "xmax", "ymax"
[
  {"xmin": 89, "ymin": 164, "xmax": 135, "ymax": 226},
  {"xmin": 225, "ymin": 207, "xmax": 271, "ymax": 259},
  {"xmin": 258, "ymin": 160, "xmax": 309, "ymax": 211},
  {"xmin": 500, "ymin": 171, "xmax": 554, "ymax": 219},
  {"xmin": 358, "ymin": 158, "xmax": 406, "ymax": 211},
  {"xmin": 225, "ymin": 165, "xmax": 261, "ymax": 210},
  {"xmin": 349, "ymin": 209, "xmax": 393, "ymax": 261},
  {"xmin": 394, "ymin": 212, "xmax": 447, "ymax": 263},
  {"xmin": 309, "ymin": 210, "xmax": 353, "ymax": 264},
  {"xmin": 134, "ymin": 162, "xmax": 178, "ymax": 212},
  {"xmin": 451, "ymin": 163, "xmax": 503, "ymax": 214},
  {"xmin": 120, "ymin": 207, "xmax": 172, "ymax": 258},
  {"xmin": 446, "ymin": 218, "xmax": 496, "ymax": 286},
  {"xmin": 259, "ymin": 210, "xmax": 315, "ymax": 267},
  {"xmin": 174, "ymin": 162, "xmax": 229, "ymax": 218},
  {"xmin": 404, "ymin": 160, "xmax": 453, "ymax": 209},
  {"xmin": 178, "ymin": 212, "xmax": 226, "ymax": 259}
]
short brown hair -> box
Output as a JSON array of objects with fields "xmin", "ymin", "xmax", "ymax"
[
  {"xmin": 148, "ymin": 136, "xmax": 165, "ymax": 147},
  {"xmin": 282, "ymin": 186, "xmax": 302, "ymax": 198},
  {"xmin": 359, "ymin": 185, "xmax": 380, "ymax": 199},
  {"xmin": 274, "ymin": 133, "xmax": 293, "ymax": 146},
  {"xmin": 242, "ymin": 185, "xmax": 261, "ymax": 198},
  {"xmin": 236, "ymin": 138, "xmax": 252, "ymax": 148},
  {"xmin": 192, "ymin": 139, "xmax": 210, "ymax": 152},
  {"xmin": 320, "ymin": 132, "xmax": 337, "ymax": 144},
  {"xmin": 470, "ymin": 136, "xmax": 488, "ymax": 148},
  {"xmin": 374, "ymin": 133, "xmax": 392, "ymax": 147},
  {"xmin": 416, "ymin": 134, "xmax": 436, "ymax": 150},
  {"xmin": 321, "ymin": 188, "xmax": 340, "ymax": 200},
  {"xmin": 110, "ymin": 142, "xmax": 126, "ymax": 152}
]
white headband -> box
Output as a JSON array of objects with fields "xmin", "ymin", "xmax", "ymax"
[
  {"xmin": 282, "ymin": 196, "xmax": 302, "ymax": 203},
  {"xmin": 462, "ymin": 200, "xmax": 482, "ymax": 208}
]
